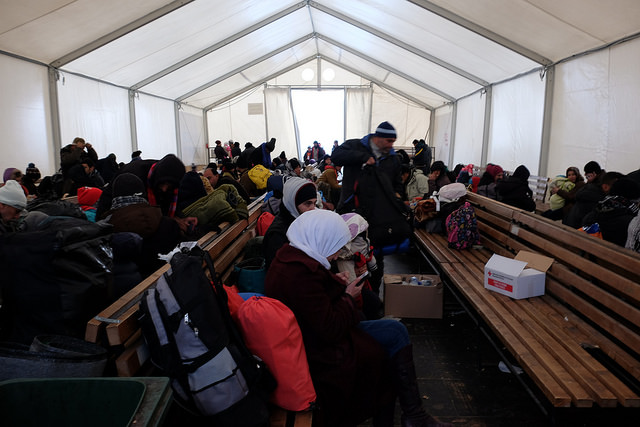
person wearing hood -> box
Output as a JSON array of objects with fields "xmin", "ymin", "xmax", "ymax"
[
  {"xmin": 96, "ymin": 153, "xmax": 187, "ymax": 219},
  {"xmin": 495, "ymin": 165, "xmax": 536, "ymax": 211},
  {"xmin": 263, "ymin": 177, "xmax": 317, "ymax": 268},
  {"xmin": 476, "ymin": 164, "xmax": 504, "ymax": 199},
  {"xmin": 265, "ymin": 209, "xmax": 450, "ymax": 427},
  {"xmin": 105, "ymin": 173, "xmax": 196, "ymax": 276},
  {"xmin": 582, "ymin": 178, "xmax": 640, "ymax": 246},
  {"xmin": 0, "ymin": 180, "xmax": 48, "ymax": 234}
]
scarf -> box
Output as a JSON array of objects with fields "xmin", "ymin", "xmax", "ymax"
[
  {"xmin": 287, "ymin": 210, "xmax": 351, "ymax": 269},
  {"xmin": 111, "ymin": 195, "xmax": 148, "ymax": 211},
  {"xmin": 596, "ymin": 195, "xmax": 640, "ymax": 216}
]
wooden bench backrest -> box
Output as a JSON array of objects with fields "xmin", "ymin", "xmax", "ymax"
[
  {"xmin": 466, "ymin": 192, "xmax": 640, "ymax": 382},
  {"xmin": 86, "ymin": 196, "xmax": 265, "ymax": 375}
]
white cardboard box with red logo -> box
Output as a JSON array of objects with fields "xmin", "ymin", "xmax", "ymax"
[{"xmin": 484, "ymin": 251, "xmax": 554, "ymax": 299}]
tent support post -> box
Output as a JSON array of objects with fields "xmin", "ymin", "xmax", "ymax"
[
  {"xmin": 128, "ymin": 90, "xmax": 139, "ymax": 154},
  {"xmin": 48, "ymin": 67, "xmax": 62, "ymax": 170},
  {"xmin": 480, "ymin": 85, "xmax": 492, "ymax": 168},
  {"xmin": 174, "ymin": 101, "xmax": 183, "ymax": 159},
  {"xmin": 448, "ymin": 102, "xmax": 458, "ymax": 168},
  {"xmin": 538, "ymin": 66, "xmax": 555, "ymax": 177}
]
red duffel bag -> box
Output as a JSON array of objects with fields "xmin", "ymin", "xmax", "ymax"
[{"xmin": 236, "ymin": 296, "xmax": 316, "ymax": 411}]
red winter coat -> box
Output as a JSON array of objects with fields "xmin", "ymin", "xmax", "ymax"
[{"xmin": 265, "ymin": 244, "xmax": 394, "ymax": 426}]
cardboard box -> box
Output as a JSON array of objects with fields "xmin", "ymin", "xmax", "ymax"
[
  {"xmin": 384, "ymin": 274, "xmax": 443, "ymax": 318},
  {"xmin": 484, "ymin": 251, "xmax": 554, "ymax": 299}
]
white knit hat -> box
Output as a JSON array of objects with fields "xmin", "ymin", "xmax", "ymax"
[{"xmin": 0, "ymin": 180, "xmax": 27, "ymax": 209}]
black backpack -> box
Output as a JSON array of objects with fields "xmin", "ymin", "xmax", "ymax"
[{"xmin": 139, "ymin": 245, "xmax": 273, "ymax": 426}]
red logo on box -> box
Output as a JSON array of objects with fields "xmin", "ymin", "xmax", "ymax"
[{"xmin": 488, "ymin": 278, "xmax": 512, "ymax": 292}]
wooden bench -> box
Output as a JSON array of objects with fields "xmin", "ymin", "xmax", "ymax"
[
  {"xmin": 85, "ymin": 195, "xmax": 312, "ymax": 426},
  {"xmin": 413, "ymin": 191, "xmax": 640, "ymax": 418}
]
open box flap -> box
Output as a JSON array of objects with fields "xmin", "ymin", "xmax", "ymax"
[{"xmin": 515, "ymin": 251, "xmax": 554, "ymax": 272}]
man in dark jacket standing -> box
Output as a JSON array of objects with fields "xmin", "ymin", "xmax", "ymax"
[
  {"xmin": 412, "ymin": 138, "xmax": 431, "ymax": 174},
  {"xmin": 332, "ymin": 122, "xmax": 410, "ymax": 293}
]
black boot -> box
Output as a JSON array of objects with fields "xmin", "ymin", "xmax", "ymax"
[{"xmin": 391, "ymin": 345, "xmax": 452, "ymax": 427}]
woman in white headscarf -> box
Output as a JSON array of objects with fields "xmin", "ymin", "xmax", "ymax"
[
  {"xmin": 263, "ymin": 177, "xmax": 317, "ymax": 267},
  {"xmin": 265, "ymin": 209, "xmax": 447, "ymax": 427}
]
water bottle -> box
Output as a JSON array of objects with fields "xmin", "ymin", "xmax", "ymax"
[{"xmin": 409, "ymin": 276, "xmax": 420, "ymax": 286}]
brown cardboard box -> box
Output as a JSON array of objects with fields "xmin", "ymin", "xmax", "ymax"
[{"xmin": 384, "ymin": 274, "xmax": 443, "ymax": 319}]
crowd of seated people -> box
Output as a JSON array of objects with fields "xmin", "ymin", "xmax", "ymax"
[{"xmin": 4, "ymin": 129, "xmax": 639, "ymax": 426}]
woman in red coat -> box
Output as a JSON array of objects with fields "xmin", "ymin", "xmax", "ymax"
[{"xmin": 265, "ymin": 209, "xmax": 449, "ymax": 427}]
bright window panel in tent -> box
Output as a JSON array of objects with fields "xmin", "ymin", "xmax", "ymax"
[
  {"xmin": 370, "ymin": 86, "xmax": 430, "ymax": 148},
  {"xmin": 453, "ymin": 94, "xmax": 485, "ymax": 168},
  {"xmin": 135, "ymin": 93, "xmax": 177, "ymax": 160},
  {"xmin": 433, "ymin": 106, "xmax": 454, "ymax": 166},
  {"xmin": 178, "ymin": 104, "xmax": 206, "ymax": 167},
  {"xmin": 183, "ymin": 40, "xmax": 318, "ymax": 109},
  {"xmin": 488, "ymin": 72, "xmax": 545, "ymax": 175},
  {"xmin": 291, "ymin": 89, "xmax": 345, "ymax": 155},
  {"xmin": 310, "ymin": 8, "xmax": 481, "ymax": 99},
  {"xmin": 63, "ymin": 0, "xmax": 302, "ymax": 86},
  {"xmin": 57, "ymin": 73, "xmax": 132, "ymax": 166},
  {"xmin": 318, "ymin": 0, "xmax": 539, "ymax": 82},
  {"xmin": 141, "ymin": 9, "xmax": 312, "ymax": 99},
  {"xmin": 207, "ymin": 88, "xmax": 266, "ymax": 148},
  {"xmin": 0, "ymin": 55, "xmax": 54, "ymax": 175},
  {"xmin": 317, "ymin": 39, "xmax": 450, "ymax": 107}
]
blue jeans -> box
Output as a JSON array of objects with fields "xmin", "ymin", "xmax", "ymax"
[{"xmin": 358, "ymin": 318, "xmax": 409, "ymax": 357}]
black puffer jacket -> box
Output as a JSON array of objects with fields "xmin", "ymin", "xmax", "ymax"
[{"xmin": 496, "ymin": 165, "xmax": 536, "ymax": 212}]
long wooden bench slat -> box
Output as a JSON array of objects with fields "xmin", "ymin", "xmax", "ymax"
[
  {"xmin": 437, "ymin": 260, "xmax": 574, "ymax": 407},
  {"xmin": 460, "ymin": 262, "xmax": 595, "ymax": 407},
  {"xmin": 526, "ymin": 297, "xmax": 640, "ymax": 407},
  {"xmin": 415, "ymin": 191, "xmax": 640, "ymax": 410},
  {"xmin": 501, "ymin": 297, "xmax": 618, "ymax": 407}
]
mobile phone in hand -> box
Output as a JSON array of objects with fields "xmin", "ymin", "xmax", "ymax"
[{"xmin": 353, "ymin": 271, "xmax": 370, "ymax": 287}]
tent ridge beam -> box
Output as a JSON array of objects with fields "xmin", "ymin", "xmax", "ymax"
[
  {"xmin": 131, "ymin": 2, "xmax": 307, "ymax": 90},
  {"xmin": 317, "ymin": 34, "xmax": 455, "ymax": 102},
  {"xmin": 309, "ymin": 1, "xmax": 488, "ymax": 86},
  {"xmin": 50, "ymin": 0, "xmax": 196, "ymax": 68},
  {"xmin": 177, "ymin": 34, "xmax": 314, "ymax": 102},
  {"xmin": 203, "ymin": 55, "xmax": 318, "ymax": 111},
  {"xmin": 320, "ymin": 55, "xmax": 435, "ymax": 110},
  {"xmin": 407, "ymin": 0, "xmax": 551, "ymax": 66}
]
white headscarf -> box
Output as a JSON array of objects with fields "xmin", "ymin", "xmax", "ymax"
[
  {"xmin": 282, "ymin": 177, "xmax": 316, "ymax": 219},
  {"xmin": 286, "ymin": 209, "xmax": 351, "ymax": 269}
]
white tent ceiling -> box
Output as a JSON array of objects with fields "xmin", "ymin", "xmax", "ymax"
[{"xmin": 3, "ymin": 0, "xmax": 639, "ymax": 111}]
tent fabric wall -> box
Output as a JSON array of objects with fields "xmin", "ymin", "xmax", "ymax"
[
  {"xmin": 135, "ymin": 93, "xmax": 177, "ymax": 160},
  {"xmin": 0, "ymin": 54, "xmax": 54, "ymax": 176},
  {"xmin": 264, "ymin": 87, "xmax": 299, "ymax": 160},
  {"xmin": 487, "ymin": 72, "xmax": 545, "ymax": 175},
  {"xmin": 57, "ymin": 73, "xmax": 132, "ymax": 169},
  {"xmin": 345, "ymin": 87, "xmax": 372, "ymax": 141},
  {"xmin": 370, "ymin": 85, "xmax": 430, "ymax": 146},
  {"xmin": 452, "ymin": 93, "xmax": 485, "ymax": 168},
  {"xmin": 178, "ymin": 104, "xmax": 206, "ymax": 167},
  {"xmin": 207, "ymin": 87, "xmax": 267, "ymax": 149},
  {"xmin": 433, "ymin": 105, "xmax": 453, "ymax": 166},
  {"xmin": 547, "ymin": 37, "xmax": 640, "ymax": 178}
]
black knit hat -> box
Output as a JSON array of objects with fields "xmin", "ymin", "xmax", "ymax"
[
  {"xmin": 112, "ymin": 173, "xmax": 145, "ymax": 198},
  {"xmin": 295, "ymin": 182, "xmax": 317, "ymax": 206},
  {"xmin": 150, "ymin": 154, "xmax": 185, "ymax": 190},
  {"xmin": 374, "ymin": 121, "xmax": 397, "ymax": 139}
]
